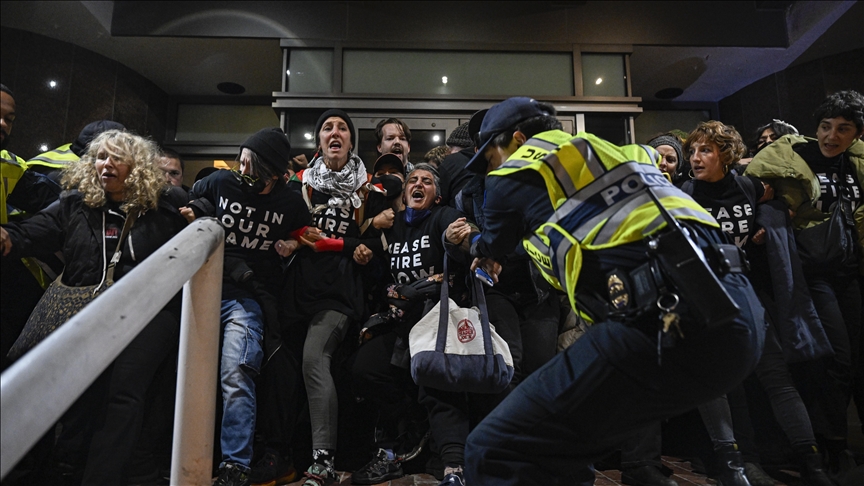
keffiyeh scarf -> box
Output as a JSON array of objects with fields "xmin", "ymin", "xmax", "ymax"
[{"xmin": 305, "ymin": 154, "xmax": 368, "ymax": 208}]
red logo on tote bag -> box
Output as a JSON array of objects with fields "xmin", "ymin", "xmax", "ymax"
[{"xmin": 457, "ymin": 319, "xmax": 476, "ymax": 343}]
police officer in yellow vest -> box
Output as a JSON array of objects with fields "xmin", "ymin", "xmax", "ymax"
[
  {"xmin": 26, "ymin": 119, "xmax": 125, "ymax": 184},
  {"xmin": 1, "ymin": 84, "xmax": 62, "ymax": 369},
  {"xmin": 461, "ymin": 98, "xmax": 766, "ymax": 485}
]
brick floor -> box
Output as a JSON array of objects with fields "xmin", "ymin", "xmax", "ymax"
[
  {"xmin": 278, "ymin": 402, "xmax": 864, "ymax": 486},
  {"xmin": 285, "ymin": 456, "xmax": 801, "ymax": 485}
]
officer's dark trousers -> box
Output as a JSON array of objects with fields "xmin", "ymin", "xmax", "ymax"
[{"xmin": 465, "ymin": 273, "xmax": 765, "ymax": 486}]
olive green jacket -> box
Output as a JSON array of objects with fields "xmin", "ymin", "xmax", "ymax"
[{"xmin": 746, "ymin": 135, "xmax": 864, "ymax": 274}]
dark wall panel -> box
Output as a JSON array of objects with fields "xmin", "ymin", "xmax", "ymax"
[
  {"xmin": 783, "ymin": 61, "xmax": 828, "ymax": 138},
  {"xmin": 739, "ymin": 75, "xmax": 781, "ymax": 140},
  {"xmin": 0, "ymin": 28, "xmax": 168, "ymax": 160},
  {"xmin": 67, "ymin": 47, "xmax": 117, "ymax": 142},
  {"xmin": 13, "ymin": 33, "xmax": 75, "ymax": 153},
  {"xmin": 718, "ymin": 92, "xmax": 744, "ymax": 137},
  {"xmin": 719, "ymin": 48, "xmax": 864, "ymax": 143}
]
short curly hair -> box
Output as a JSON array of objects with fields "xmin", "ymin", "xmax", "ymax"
[
  {"xmin": 683, "ymin": 121, "xmax": 747, "ymax": 166},
  {"xmin": 61, "ymin": 130, "xmax": 165, "ymax": 213},
  {"xmin": 814, "ymin": 90, "xmax": 864, "ymax": 131},
  {"xmin": 423, "ymin": 145, "xmax": 449, "ymax": 167}
]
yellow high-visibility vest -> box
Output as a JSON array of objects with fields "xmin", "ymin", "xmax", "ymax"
[
  {"xmin": 1, "ymin": 149, "xmax": 27, "ymax": 225},
  {"xmin": 27, "ymin": 143, "xmax": 79, "ymax": 170},
  {"xmin": 2, "ymin": 149, "xmax": 52, "ymax": 288},
  {"xmin": 489, "ymin": 130, "xmax": 717, "ymax": 312}
]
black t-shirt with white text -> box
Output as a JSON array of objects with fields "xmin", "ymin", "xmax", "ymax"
[
  {"xmin": 796, "ymin": 140, "xmax": 862, "ymax": 214},
  {"xmin": 690, "ymin": 173, "xmax": 764, "ymax": 248},
  {"xmin": 384, "ymin": 206, "xmax": 464, "ymax": 285},
  {"xmin": 283, "ymin": 182, "xmax": 369, "ymax": 321},
  {"xmin": 189, "ymin": 170, "xmax": 311, "ymax": 294}
]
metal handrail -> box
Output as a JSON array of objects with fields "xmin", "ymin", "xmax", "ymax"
[{"xmin": 0, "ymin": 217, "xmax": 224, "ymax": 485}]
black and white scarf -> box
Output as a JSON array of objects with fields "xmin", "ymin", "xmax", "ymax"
[{"xmin": 305, "ymin": 154, "xmax": 368, "ymax": 208}]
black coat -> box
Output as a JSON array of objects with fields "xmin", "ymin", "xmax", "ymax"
[{"xmin": 4, "ymin": 188, "xmax": 188, "ymax": 287}]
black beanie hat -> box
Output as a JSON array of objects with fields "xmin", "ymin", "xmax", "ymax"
[
  {"xmin": 314, "ymin": 109, "xmax": 355, "ymax": 152},
  {"xmin": 240, "ymin": 128, "xmax": 291, "ymax": 173},
  {"xmin": 446, "ymin": 122, "xmax": 473, "ymax": 149},
  {"xmin": 71, "ymin": 120, "xmax": 126, "ymax": 157},
  {"xmin": 647, "ymin": 134, "xmax": 684, "ymax": 170}
]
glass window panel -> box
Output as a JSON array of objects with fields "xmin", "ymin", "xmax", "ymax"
[
  {"xmin": 288, "ymin": 49, "xmax": 333, "ymax": 93},
  {"xmin": 343, "ymin": 50, "xmax": 573, "ymax": 96},
  {"xmin": 582, "ymin": 54, "xmax": 626, "ymax": 97},
  {"xmin": 175, "ymin": 105, "xmax": 278, "ymax": 143},
  {"xmin": 286, "ymin": 110, "xmax": 324, "ymax": 156},
  {"xmin": 584, "ymin": 114, "xmax": 631, "ymax": 145}
]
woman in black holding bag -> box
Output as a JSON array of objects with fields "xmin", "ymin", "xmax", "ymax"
[
  {"xmin": 747, "ymin": 90, "xmax": 864, "ymax": 475},
  {"xmin": 352, "ymin": 163, "xmax": 491, "ymax": 486},
  {"xmin": 1, "ymin": 129, "xmax": 187, "ymax": 484}
]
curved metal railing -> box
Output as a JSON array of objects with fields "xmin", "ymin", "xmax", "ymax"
[{"xmin": 1, "ymin": 217, "xmax": 225, "ymax": 485}]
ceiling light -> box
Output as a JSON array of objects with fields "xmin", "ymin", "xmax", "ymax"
[
  {"xmin": 217, "ymin": 82, "xmax": 245, "ymax": 95},
  {"xmin": 442, "ymin": 76, "xmax": 448, "ymax": 84},
  {"xmin": 595, "ymin": 78, "xmax": 603, "ymax": 85},
  {"xmin": 433, "ymin": 135, "xmax": 440, "ymax": 142},
  {"xmin": 655, "ymin": 87, "xmax": 684, "ymax": 99},
  {"xmin": 286, "ymin": 70, "xmax": 291, "ymax": 76},
  {"xmin": 304, "ymin": 132, "xmax": 313, "ymax": 140},
  {"xmin": 48, "ymin": 80, "xmax": 57, "ymax": 88},
  {"xmin": 39, "ymin": 143, "xmax": 48, "ymax": 152}
]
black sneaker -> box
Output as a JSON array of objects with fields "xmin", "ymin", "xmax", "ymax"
[
  {"xmin": 214, "ymin": 463, "xmax": 250, "ymax": 486},
  {"xmin": 249, "ymin": 449, "xmax": 297, "ymax": 486},
  {"xmin": 351, "ymin": 449, "xmax": 403, "ymax": 484}
]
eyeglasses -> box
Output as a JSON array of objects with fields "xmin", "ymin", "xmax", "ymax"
[{"xmin": 231, "ymin": 168, "xmax": 259, "ymax": 186}]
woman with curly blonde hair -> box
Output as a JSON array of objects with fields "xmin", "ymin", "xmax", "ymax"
[
  {"xmin": 62, "ymin": 129, "xmax": 165, "ymax": 212},
  {"xmin": 1, "ymin": 129, "xmax": 188, "ymax": 484}
]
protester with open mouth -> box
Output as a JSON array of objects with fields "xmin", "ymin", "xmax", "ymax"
[
  {"xmin": 747, "ymin": 90, "xmax": 864, "ymax": 478},
  {"xmin": 282, "ymin": 109, "xmax": 384, "ymax": 486},
  {"xmin": 352, "ymin": 163, "xmax": 479, "ymax": 486},
  {"xmin": 1, "ymin": 129, "xmax": 188, "ymax": 484}
]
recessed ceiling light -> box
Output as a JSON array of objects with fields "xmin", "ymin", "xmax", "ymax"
[
  {"xmin": 655, "ymin": 87, "xmax": 684, "ymax": 99},
  {"xmin": 442, "ymin": 76, "xmax": 448, "ymax": 84},
  {"xmin": 595, "ymin": 78, "xmax": 603, "ymax": 85},
  {"xmin": 217, "ymin": 82, "xmax": 245, "ymax": 95},
  {"xmin": 39, "ymin": 143, "xmax": 48, "ymax": 152},
  {"xmin": 433, "ymin": 135, "xmax": 440, "ymax": 142},
  {"xmin": 48, "ymin": 80, "xmax": 57, "ymax": 88},
  {"xmin": 304, "ymin": 132, "xmax": 313, "ymax": 140}
]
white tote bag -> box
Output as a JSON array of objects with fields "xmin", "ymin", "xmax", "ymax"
[{"xmin": 409, "ymin": 254, "xmax": 513, "ymax": 393}]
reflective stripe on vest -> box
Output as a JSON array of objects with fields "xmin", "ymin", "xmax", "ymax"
[
  {"xmin": 1, "ymin": 150, "xmax": 51, "ymax": 288},
  {"xmin": 2, "ymin": 150, "xmax": 27, "ymax": 224},
  {"xmin": 490, "ymin": 131, "xmax": 717, "ymax": 311},
  {"xmin": 27, "ymin": 143, "xmax": 78, "ymax": 169}
]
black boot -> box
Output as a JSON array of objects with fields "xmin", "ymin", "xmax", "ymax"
[
  {"xmin": 742, "ymin": 462, "xmax": 774, "ymax": 486},
  {"xmin": 714, "ymin": 445, "xmax": 751, "ymax": 486},
  {"xmin": 621, "ymin": 465, "xmax": 678, "ymax": 486},
  {"xmin": 799, "ymin": 450, "xmax": 833, "ymax": 486}
]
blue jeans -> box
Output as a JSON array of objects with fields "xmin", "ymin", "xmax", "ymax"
[
  {"xmin": 465, "ymin": 273, "xmax": 765, "ymax": 486},
  {"xmin": 219, "ymin": 297, "xmax": 265, "ymax": 469}
]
